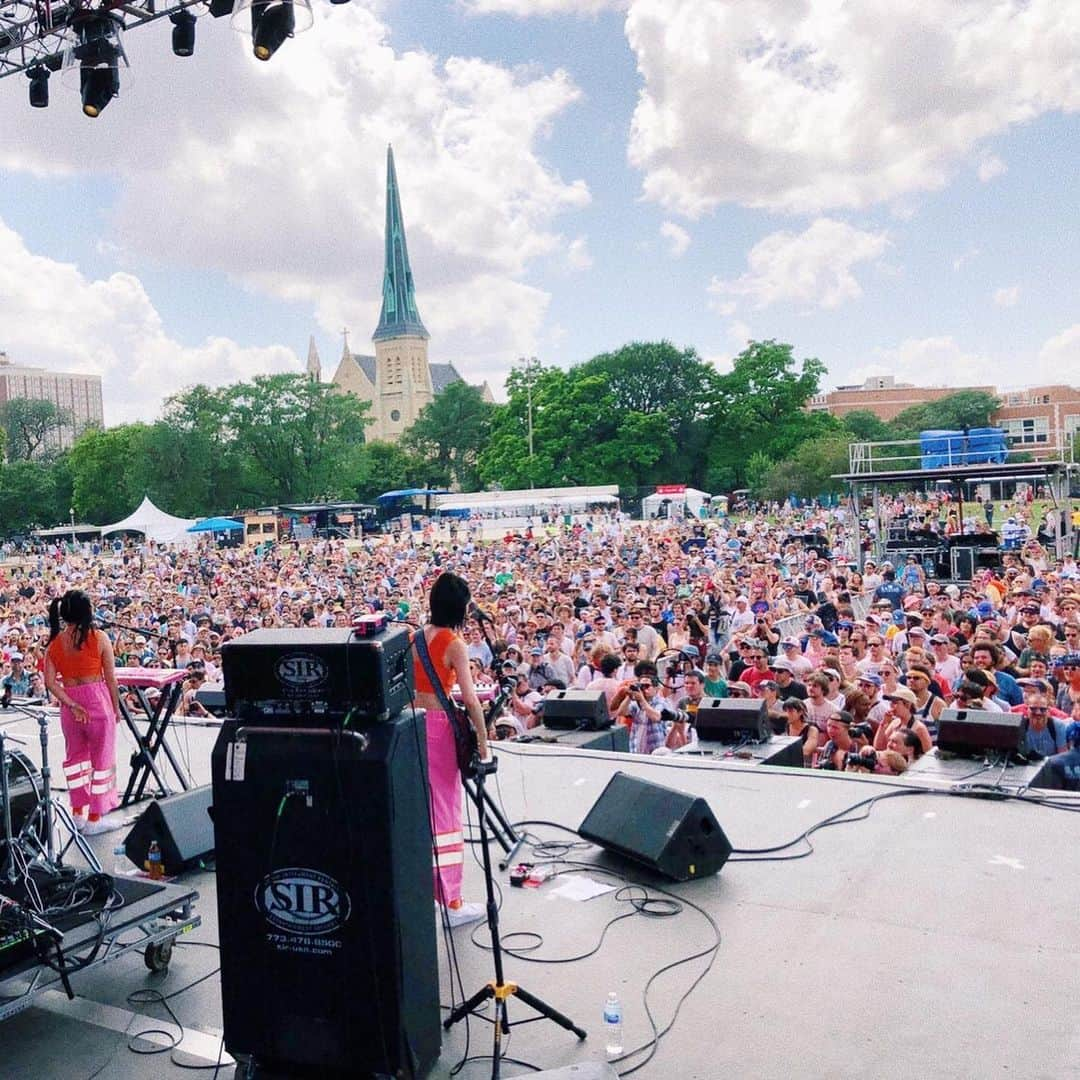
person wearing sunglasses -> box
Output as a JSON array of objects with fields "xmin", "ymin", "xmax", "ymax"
[
  {"xmin": 615, "ymin": 666, "xmax": 667, "ymax": 755},
  {"xmin": 1018, "ymin": 694, "xmax": 1070, "ymax": 759}
]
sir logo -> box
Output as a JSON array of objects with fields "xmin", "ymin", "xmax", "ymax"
[
  {"xmin": 257, "ymin": 868, "xmax": 351, "ymax": 935},
  {"xmin": 275, "ymin": 653, "xmax": 328, "ymax": 688}
]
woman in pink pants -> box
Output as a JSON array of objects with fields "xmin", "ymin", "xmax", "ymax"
[{"xmin": 44, "ymin": 589, "xmax": 123, "ymax": 835}]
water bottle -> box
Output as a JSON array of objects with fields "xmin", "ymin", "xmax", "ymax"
[
  {"xmin": 146, "ymin": 840, "xmax": 164, "ymax": 880},
  {"xmin": 113, "ymin": 844, "xmax": 128, "ymax": 876},
  {"xmin": 602, "ymin": 991, "xmax": 622, "ymax": 1056}
]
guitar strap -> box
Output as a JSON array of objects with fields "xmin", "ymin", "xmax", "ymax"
[{"xmin": 414, "ymin": 629, "xmax": 473, "ymax": 738}]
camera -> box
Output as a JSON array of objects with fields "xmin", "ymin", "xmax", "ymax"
[
  {"xmin": 845, "ymin": 750, "xmax": 875, "ymax": 771},
  {"xmin": 849, "ymin": 722, "xmax": 873, "ymax": 740},
  {"xmin": 629, "ymin": 683, "xmax": 642, "ymax": 692}
]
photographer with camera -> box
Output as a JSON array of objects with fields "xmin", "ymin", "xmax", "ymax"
[
  {"xmin": 815, "ymin": 709, "xmax": 855, "ymax": 770},
  {"xmin": 614, "ymin": 664, "xmax": 668, "ymax": 755}
]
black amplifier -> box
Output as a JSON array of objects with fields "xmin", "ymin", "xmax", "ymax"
[
  {"xmin": 222, "ymin": 627, "xmax": 413, "ymax": 724},
  {"xmin": 937, "ymin": 708, "xmax": 1023, "ymax": 755},
  {"xmin": 694, "ymin": 698, "xmax": 770, "ymax": 743}
]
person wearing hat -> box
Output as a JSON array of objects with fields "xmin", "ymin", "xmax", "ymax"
[
  {"xmin": 526, "ymin": 645, "xmax": 553, "ymax": 691},
  {"xmin": 780, "ymin": 637, "xmax": 813, "ymax": 678},
  {"xmin": 873, "ymin": 685, "xmax": 932, "ymax": 754},
  {"xmin": 2, "ymin": 651, "xmax": 32, "ymax": 699},
  {"xmin": 815, "ymin": 709, "xmax": 856, "ymax": 770},
  {"xmin": 1056, "ymin": 654, "xmax": 1080, "ymax": 714},
  {"xmin": 702, "ymin": 653, "xmax": 728, "ymax": 698},
  {"xmin": 769, "ymin": 657, "xmax": 807, "ymax": 700}
]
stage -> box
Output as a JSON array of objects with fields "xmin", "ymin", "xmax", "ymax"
[{"xmin": 1, "ymin": 707, "xmax": 1078, "ymax": 1078}]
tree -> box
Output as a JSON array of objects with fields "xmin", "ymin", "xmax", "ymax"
[
  {"xmin": 0, "ymin": 460, "xmax": 57, "ymax": 532},
  {"xmin": 758, "ymin": 434, "xmax": 851, "ymax": 503},
  {"xmin": 402, "ymin": 381, "xmax": 493, "ymax": 491},
  {"xmin": 225, "ymin": 374, "xmax": 372, "ymax": 502},
  {"xmin": 0, "ymin": 398, "xmax": 72, "ymax": 461},
  {"xmin": 67, "ymin": 425, "xmax": 149, "ymax": 522},
  {"xmin": 890, "ymin": 391, "xmax": 1001, "ymax": 436},
  {"xmin": 706, "ymin": 340, "xmax": 829, "ymax": 487},
  {"xmin": 843, "ymin": 409, "xmax": 892, "ymax": 442},
  {"xmin": 352, "ymin": 441, "xmax": 428, "ymax": 501}
]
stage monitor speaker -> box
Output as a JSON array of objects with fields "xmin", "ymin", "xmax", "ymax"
[
  {"xmin": 124, "ymin": 786, "xmax": 214, "ymax": 877},
  {"xmin": 578, "ymin": 772, "xmax": 731, "ymax": 882},
  {"xmin": 211, "ymin": 710, "xmax": 439, "ymax": 1078},
  {"xmin": 950, "ymin": 547, "xmax": 976, "ymax": 581},
  {"xmin": 937, "ymin": 708, "xmax": 1024, "ymax": 755},
  {"xmin": 541, "ymin": 689, "xmax": 612, "ymax": 731},
  {"xmin": 694, "ymin": 697, "xmax": 769, "ymax": 742}
]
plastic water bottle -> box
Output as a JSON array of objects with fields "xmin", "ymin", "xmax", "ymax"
[
  {"xmin": 146, "ymin": 840, "xmax": 164, "ymax": 880},
  {"xmin": 113, "ymin": 844, "xmax": 128, "ymax": 876},
  {"xmin": 603, "ymin": 991, "xmax": 623, "ymax": 1056}
]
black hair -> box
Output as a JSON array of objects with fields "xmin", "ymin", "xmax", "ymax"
[
  {"xmin": 633, "ymin": 660, "xmax": 658, "ymax": 679},
  {"xmin": 48, "ymin": 589, "xmax": 94, "ymax": 649},
  {"xmin": 599, "ymin": 654, "xmax": 621, "ymax": 677},
  {"xmin": 428, "ymin": 572, "xmax": 470, "ymax": 630}
]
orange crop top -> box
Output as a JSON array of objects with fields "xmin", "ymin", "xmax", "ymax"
[
  {"xmin": 413, "ymin": 627, "xmax": 457, "ymax": 695},
  {"xmin": 46, "ymin": 631, "xmax": 104, "ymax": 680}
]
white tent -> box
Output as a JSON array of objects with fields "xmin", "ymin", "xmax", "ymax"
[
  {"xmin": 641, "ymin": 487, "xmax": 713, "ymax": 521},
  {"xmin": 99, "ymin": 496, "xmax": 198, "ymax": 547}
]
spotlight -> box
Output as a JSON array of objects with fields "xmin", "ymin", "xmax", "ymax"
[
  {"xmin": 66, "ymin": 14, "xmax": 125, "ymax": 118},
  {"xmin": 231, "ymin": 0, "xmax": 312, "ymax": 62},
  {"xmin": 80, "ymin": 65, "xmax": 120, "ymax": 118},
  {"xmin": 170, "ymin": 9, "xmax": 197, "ymax": 57},
  {"xmin": 27, "ymin": 65, "xmax": 49, "ymax": 108}
]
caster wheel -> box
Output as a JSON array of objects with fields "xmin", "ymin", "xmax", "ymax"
[{"xmin": 144, "ymin": 940, "xmax": 173, "ymax": 972}]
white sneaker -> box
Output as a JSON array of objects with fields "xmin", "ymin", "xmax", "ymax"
[
  {"xmin": 444, "ymin": 902, "xmax": 486, "ymax": 928},
  {"xmin": 82, "ymin": 818, "xmax": 118, "ymax": 836},
  {"xmin": 71, "ymin": 816, "xmax": 87, "ymax": 832}
]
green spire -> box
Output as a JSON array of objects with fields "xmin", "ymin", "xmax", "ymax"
[{"xmin": 373, "ymin": 145, "xmax": 429, "ymax": 342}]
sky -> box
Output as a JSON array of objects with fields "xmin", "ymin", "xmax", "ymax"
[{"xmin": 0, "ymin": 0, "xmax": 1078, "ymax": 425}]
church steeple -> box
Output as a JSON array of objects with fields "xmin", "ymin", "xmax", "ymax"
[
  {"xmin": 306, "ymin": 335, "xmax": 322, "ymax": 382},
  {"xmin": 373, "ymin": 145, "xmax": 429, "ymax": 343}
]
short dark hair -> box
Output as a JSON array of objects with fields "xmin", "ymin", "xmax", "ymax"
[{"xmin": 429, "ymin": 572, "xmax": 470, "ymax": 630}]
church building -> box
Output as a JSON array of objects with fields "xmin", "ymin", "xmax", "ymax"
[{"xmin": 312, "ymin": 145, "xmax": 492, "ymax": 441}]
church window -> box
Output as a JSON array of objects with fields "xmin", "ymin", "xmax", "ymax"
[{"xmin": 390, "ymin": 409, "xmax": 401, "ymax": 423}]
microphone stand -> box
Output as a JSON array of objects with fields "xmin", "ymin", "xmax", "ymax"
[
  {"xmin": 469, "ymin": 607, "xmax": 525, "ymax": 870},
  {"xmin": 95, "ymin": 615, "xmax": 178, "ymax": 666}
]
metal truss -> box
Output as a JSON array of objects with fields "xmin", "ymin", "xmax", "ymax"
[{"xmin": 0, "ymin": 0, "xmax": 197, "ymax": 81}]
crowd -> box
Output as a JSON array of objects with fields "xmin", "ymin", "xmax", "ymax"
[{"xmin": 1, "ymin": 497, "xmax": 1078, "ymax": 789}]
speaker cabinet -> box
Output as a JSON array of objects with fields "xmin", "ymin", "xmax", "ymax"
[
  {"xmin": 694, "ymin": 698, "xmax": 769, "ymax": 742},
  {"xmin": 937, "ymin": 708, "xmax": 1024, "ymax": 754},
  {"xmin": 211, "ymin": 710, "xmax": 439, "ymax": 1078},
  {"xmin": 541, "ymin": 689, "xmax": 612, "ymax": 731},
  {"xmin": 578, "ymin": 772, "xmax": 732, "ymax": 882},
  {"xmin": 123, "ymin": 786, "xmax": 214, "ymax": 877}
]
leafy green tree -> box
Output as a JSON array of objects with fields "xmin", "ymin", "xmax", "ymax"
[
  {"xmin": 0, "ymin": 398, "xmax": 72, "ymax": 461},
  {"xmin": 352, "ymin": 440, "xmax": 428, "ymax": 501},
  {"xmin": 225, "ymin": 374, "xmax": 372, "ymax": 502},
  {"xmin": 745, "ymin": 451, "xmax": 775, "ymax": 498},
  {"xmin": 843, "ymin": 409, "xmax": 892, "ymax": 442},
  {"xmin": 890, "ymin": 391, "xmax": 1001, "ymax": 436},
  {"xmin": 758, "ymin": 434, "xmax": 851, "ymax": 502},
  {"xmin": 67, "ymin": 425, "xmax": 149, "ymax": 522},
  {"xmin": 706, "ymin": 340, "xmax": 829, "ymax": 488},
  {"xmin": 0, "ymin": 460, "xmax": 57, "ymax": 532},
  {"xmin": 402, "ymin": 381, "xmax": 493, "ymax": 492}
]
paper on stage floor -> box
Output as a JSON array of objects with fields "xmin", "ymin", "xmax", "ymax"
[{"xmin": 548, "ymin": 875, "xmax": 617, "ymax": 902}]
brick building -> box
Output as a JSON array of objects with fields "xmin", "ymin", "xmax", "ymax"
[
  {"xmin": 0, "ymin": 351, "xmax": 103, "ymax": 453},
  {"xmin": 810, "ymin": 375, "xmax": 1080, "ymax": 454}
]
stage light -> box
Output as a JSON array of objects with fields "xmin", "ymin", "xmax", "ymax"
[
  {"xmin": 231, "ymin": 0, "xmax": 312, "ymax": 62},
  {"xmin": 170, "ymin": 9, "xmax": 197, "ymax": 57},
  {"xmin": 27, "ymin": 65, "xmax": 49, "ymax": 108},
  {"xmin": 65, "ymin": 14, "xmax": 126, "ymax": 118}
]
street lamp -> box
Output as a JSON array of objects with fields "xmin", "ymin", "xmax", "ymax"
[
  {"xmin": 70, "ymin": 507, "xmax": 76, "ymax": 548},
  {"xmin": 520, "ymin": 355, "xmax": 539, "ymax": 488}
]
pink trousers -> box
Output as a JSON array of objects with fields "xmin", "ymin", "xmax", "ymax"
[
  {"xmin": 60, "ymin": 681, "xmax": 119, "ymax": 817},
  {"xmin": 425, "ymin": 709, "xmax": 464, "ymax": 906}
]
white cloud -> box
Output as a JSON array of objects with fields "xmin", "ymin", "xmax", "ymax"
[
  {"xmin": 0, "ymin": 2, "xmax": 589, "ymax": 402},
  {"xmin": 994, "ymin": 285, "xmax": 1021, "ymax": 307},
  {"xmin": 625, "ymin": 0, "xmax": 1080, "ymax": 215},
  {"xmin": 1035, "ymin": 324, "xmax": 1080, "ymax": 383},
  {"xmin": 709, "ymin": 218, "xmax": 889, "ymax": 311},
  {"xmin": 0, "ymin": 218, "xmax": 297, "ymax": 425},
  {"xmin": 461, "ymin": 0, "xmax": 625, "ymax": 14},
  {"xmin": 565, "ymin": 236, "xmax": 594, "ymax": 271},
  {"xmin": 953, "ymin": 248, "xmax": 980, "ymax": 272},
  {"xmin": 659, "ymin": 220, "xmax": 691, "ymax": 258},
  {"xmin": 856, "ymin": 337, "xmax": 994, "ymax": 389},
  {"xmin": 978, "ymin": 155, "xmax": 1008, "ymax": 182}
]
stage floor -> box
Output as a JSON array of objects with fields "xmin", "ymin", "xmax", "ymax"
[{"xmin": 1, "ymin": 709, "xmax": 1078, "ymax": 1079}]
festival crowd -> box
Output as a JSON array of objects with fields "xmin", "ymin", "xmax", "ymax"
[{"xmin": 2, "ymin": 492, "xmax": 1079, "ymax": 788}]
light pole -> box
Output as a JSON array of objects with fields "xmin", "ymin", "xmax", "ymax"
[
  {"xmin": 521, "ymin": 355, "xmax": 538, "ymax": 488},
  {"xmin": 69, "ymin": 507, "xmax": 76, "ymax": 549}
]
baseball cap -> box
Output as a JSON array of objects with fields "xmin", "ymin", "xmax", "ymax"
[
  {"xmin": 884, "ymin": 687, "xmax": 917, "ymax": 707},
  {"xmin": 769, "ymin": 658, "xmax": 795, "ymax": 673},
  {"xmin": 828, "ymin": 709, "xmax": 853, "ymax": 725},
  {"xmin": 530, "ymin": 646, "xmax": 543, "ymax": 656},
  {"xmin": 727, "ymin": 681, "xmax": 753, "ymax": 697},
  {"xmin": 781, "ymin": 637, "xmax": 801, "ymax": 649},
  {"xmin": 857, "ymin": 672, "xmax": 883, "ymax": 687},
  {"xmin": 8, "ymin": 651, "xmax": 23, "ymax": 662},
  {"xmin": 930, "ymin": 634, "xmax": 950, "ymax": 645},
  {"xmin": 705, "ymin": 652, "xmax": 723, "ymax": 664}
]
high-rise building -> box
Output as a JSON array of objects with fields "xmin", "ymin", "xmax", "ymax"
[
  {"xmin": 328, "ymin": 145, "xmax": 491, "ymax": 441},
  {"xmin": 0, "ymin": 351, "xmax": 103, "ymax": 453}
]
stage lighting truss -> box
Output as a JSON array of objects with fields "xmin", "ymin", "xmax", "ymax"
[{"xmin": 0, "ymin": 0, "xmax": 327, "ymax": 88}]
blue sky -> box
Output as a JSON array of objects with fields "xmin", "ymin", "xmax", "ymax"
[{"xmin": 0, "ymin": 0, "xmax": 1077, "ymax": 424}]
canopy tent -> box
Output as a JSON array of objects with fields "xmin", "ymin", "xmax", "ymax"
[
  {"xmin": 99, "ymin": 496, "xmax": 198, "ymax": 547},
  {"xmin": 187, "ymin": 516, "xmax": 244, "ymax": 533},
  {"xmin": 641, "ymin": 487, "xmax": 713, "ymax": 520}
]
